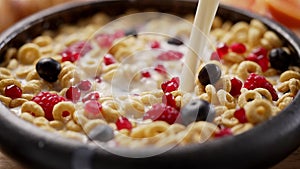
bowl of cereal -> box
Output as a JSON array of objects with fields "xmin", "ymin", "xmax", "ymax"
[{"xmin": 0, "ymin": 0, "xmax": 300, "ymax": 169}]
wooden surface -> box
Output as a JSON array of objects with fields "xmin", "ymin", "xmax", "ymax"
[{"xmin": 0, "ymin": 147, "xmax": 299, "ymax": 169}]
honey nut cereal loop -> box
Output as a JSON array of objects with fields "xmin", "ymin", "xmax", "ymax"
[
  {"xmin": 244, "ymin": 99, "xmax": 274, "ymax": 124},
  {"xmin": 238, "ymin": 89, "xmax": 263, "ymax": 107},
  {"xmin": 21, "ymin": 101, "xmax": 45, "ymax": 117},
  {"xmin": 237, "ymin": 61, "xmax": 262, "ymax": 80},
  {"xmin": 0, "ymin": 68, "xmax": 14, "ymax": 80},
  {"xmin": 52, "ymin": 101, "xmax": 75, "ymax": 121},
  {"xmin": 17, "ymin": 43, "xmax": 41, "ymax": 65},
  {"xmin": 0, "ymin": 79, "xmax": 21, "ymax": 94},
  {"xmin": 279, "ymin": 70, "xmax": 300, "ymax": 82}
]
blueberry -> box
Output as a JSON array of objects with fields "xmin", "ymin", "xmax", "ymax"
[
  {"xmin": 167, "ymin": 37, "xmax": 183, "ymax": 46},
  {"xmin": 88, "ymin": 125, "xmax": 114, "ymax": 142},
  {"xmin": 269, "ymin": 48, "xmax": 291, "ymax": 71},
  {"xmin": 181, "ymin": 99, "xmax": 211, "ymax": 125},
  {"xmin": 36, "ymin": 58, "xmax": 61, "ymax": 82},
  {"xmin": 125, "ymin": 29, "xmax": 138, "ymax": 37},
  {"xmin": 198, "ymin": 63, "xmax": 222, "ymax": 86}
]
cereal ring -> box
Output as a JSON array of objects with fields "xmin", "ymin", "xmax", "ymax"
[
  {"xmin": 33, "ymin": 117, "xmax": 49, "ymax": 127},
  {"xmin": 217, "ymin": 90, "xmax": 235, "ymax": 109},
  {"xmin": 9, "ymin": 98, "xmax": 27, "ymax": 108},
  {"xmin": 0, "ymin": 95, "xmax": 12, "ymax": 107},
  {"xmin": 17, "ymin": 43, "xmax": 41, "ymax": 65},
  {"xmin": 220, "ymin": 109, "xmax": 239, "ymax": 127},
  {"xmin": 237, "ymin": 61, "xmax": 262, "ymax": 80},
  {"xmin": 49, "ymin": 120, "xmax": 64, "ymax": 130},
  {"xmin": 144, "ymin": 121, "xmax": 169, "ymax": 137},
  {"xmin": 83, "ymin": 119, "xmax": 107, "ymax": 134},
  {"xmin": 21, "ymin": 101, "xmax": 45, "ymax": 117},
  {"xmin": 0, "ymin": 68, "xmax": 13, "ymax": 80},
  {"xmin": 66, "ymin": 120, "xmax": 82, "ymax": 132},
  {"xmin": 244, "ymin": 99, "xmax": 273, "ymax": 124},
  {"xmin": 7, "ymin": 59, "xmax": 19, "ymax": 70},
  {"xmin": 254, "ymin": 88, "xmax": 273, "ymax": 101},
  {"xmin": 231, "ymin": 123, "xmax": 254, "ymax": 135},
  {"xmin": 279, "ymin": 70, "xmax": 300, "ymax": 82},
  {"xmin": 101, "ymin": 100, "xmax": 121, "ymax": 122},
  {"xmin": 0, "ymin": 79, "xmax": 21, "ymax": 94},
  {"xmin": 20, "ymin": 112, "xmax": 35, "ymax": 123},
  {"xmin": 214, "ymin": 76, "xmax": 231, "ymax": 92},
  {"xmin": 238, "ymin": 89, "xmax": 262, "ymax": 107},
  {"xmin": 52, "ymin": 101, "xmax": 75, "ymax": 121}
]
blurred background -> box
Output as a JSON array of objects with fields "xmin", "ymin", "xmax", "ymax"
[{"xmin": 0, "ymin": 0, "xmax": 299, "ymax": 36}]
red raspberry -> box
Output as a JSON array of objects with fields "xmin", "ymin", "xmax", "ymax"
[
  {"xmin": 141, "ymin": 71, "xmax": 151, "ymax": 78},
  {"xmin": 157, "ymin": 50, "xmax": 183, "ymax": 61},
  {"xmin": 214, "ymin": 128, "xmax": 232, "ymax": 138},
  {"xmin": 5, "ymin": 84, "xmax": 22, "ymax": 99},
  {"xmin": 61, "ymin": 41, "xmax": 92, "ymax": 62},
  {"xmin": 234, "ymin": 108, "xmax": 248, "ymax": 123},
  {"xmin": 210, "ymin": 51, "xmax": 221, "ymax": 61},
  {"xmin": 154, "ymin": 64, "xmax": 167, "ymax": 75},
  {"xmin": 230, "ymin": 43, "xmax": 247, "ymax": 54},
  {"xmin": 216, "ymin": 42, "xmax": 229, "ymax": 58},
  {"xmin": 84, "ymin": 100, "xmax": 102, "ymax": 119},
  {"xmin": 246, "ymin": 47, "xmax": 269, "ymax": 72},
  {"xmin": 82, "ymin": 91, "xmax": 100, "ymax": 103},
  {"xmin": 162, "ymin": 92, "xmax": 178, "ymax": 109},
  {"xmin": 230, "ymin": 77, "xmax": 242, "ymax": 97},
  {"xmin": 161, "ymin": 77, "xmax": 180, "ymax": 93},
  {"xmin": 77, "ymin": 80, "xmax": 92, "ymax": 91},
  {"xmin": 66, "ymin": 86, "xmax": 81, "ymax": 102},
  {"xmin": 244, "ymin": 73, "xmax": 278, "ymax": 101},
  {"xmin": 143, "ymin": 103, "xmax": 180, "ymax": 124},
  {"xmin": 150, "ymin": 40, "xmax": 160, "ymax": 49},
  {"xmin": 95, "ymin": 34, "xmax": 115, "ymax": 48},
  {"xmin": 116, "ymin": 116, "xmax": 132, "ymax": 131},
  {"xmin": 32, "ymin": 92, "xmax": 66, "ymax": 120},
  {"xmin": 103, "ymin": 54, "xmax": 116, "ymax": 66}
]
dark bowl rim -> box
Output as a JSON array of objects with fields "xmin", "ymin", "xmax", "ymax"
[{"xmin": 0, "ymin": 0, "xmax": 300, "ymax": 169}]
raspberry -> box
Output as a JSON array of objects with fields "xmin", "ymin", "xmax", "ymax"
[
  {"xmin": 234, "ymin": 108, "xmax": 248, "ymax": 123},
  {"xmin": 32, "ymin": 92, "xmax": 66, "ymax": 120},
  {"xmin": 66, "ymin": 86, "xmax": 81, "ymax": 102},
  {"xmin": 154, "ymin": 64, "xmax": 167, "ymax": 75},
  {"xmin": 150, "ymin": 40, "xmax": 160, "ymax": 49},
  {"xmin": 84, "ymin": 100, "xmax": 102, "ymax": 119},
  {"xmin": 94, "ymin": 76, "xmax": 102, "ymax": 83},
  {"xmin": 244, "ymin": 73, "xmax": 278, "ymax": 101},
  {"xmin": 230, "ymin": 43, "xmax": 246, "ymax": 54},
  {"xmin": 161, "ymin": 77, "xmax": 180, "ymax": 93},
  {"xmin": 157, "ymin": 50, "xmax": 183, "ymax": 61},
  {"xmin": 61, "ymin": 41, "xmax": 92, "ymax": 62},
  {"xmin": 229, "ymin": 77, "xmax": 242, "ymax": 97},
  {"xmin": 216, "ymin": 42, "xmax": 229, "ymax": 58},
  {"xmin": 5, "ymin": 85, "xmax": 22, "ymax": 99},
  {"xmin": 116, "ymin": 116, "xmax": 132, "ymax": 131},
  {"xmin": 162, "ymin": 92, "xmax": 177, "ymax": 109},
  {"xmin": 246, "ymin": 47, "xmax": 269, "ymax": 72},
  {"xmin": 103, "ymin": 54, "xmax": 116, "ymax": 66},
  {"xmin": 143, "ymin": 103, "xmax": 180, "ymax": 124},
  {"xmin": 210, "ymin": 51, "xmax": 221, "ymax": 61},
  {"xmin": 214, "ymin": 128, "xmax": 232, "ymax": 138},
  {"xmin": 141, "ymin": 71, "xmax": 151, "ymax": 78},
  {"xmin": 82, "ymin": 91, "xmax": 100, "ymax": 103},
  {"xmin": 95, "ymin": 34, "xmax": 115, "ymax": 48},
  {"xmin": 77, "ymin": 80, "xmax": 92, "ymax": 91}
]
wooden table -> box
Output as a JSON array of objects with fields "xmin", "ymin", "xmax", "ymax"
[{"xmin": 1, "ymin": 147, "xmax": 299, "ymax": 169}]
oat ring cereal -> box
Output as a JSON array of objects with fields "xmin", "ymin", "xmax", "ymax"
[{"xmin": 0, "ymin": 10, "xmax": 299, "ymax": 148}]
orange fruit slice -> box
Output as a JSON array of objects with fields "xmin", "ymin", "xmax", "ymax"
[{"xmin": 266, "ymin": 0, "xmax": 300, "ymax": 28}]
